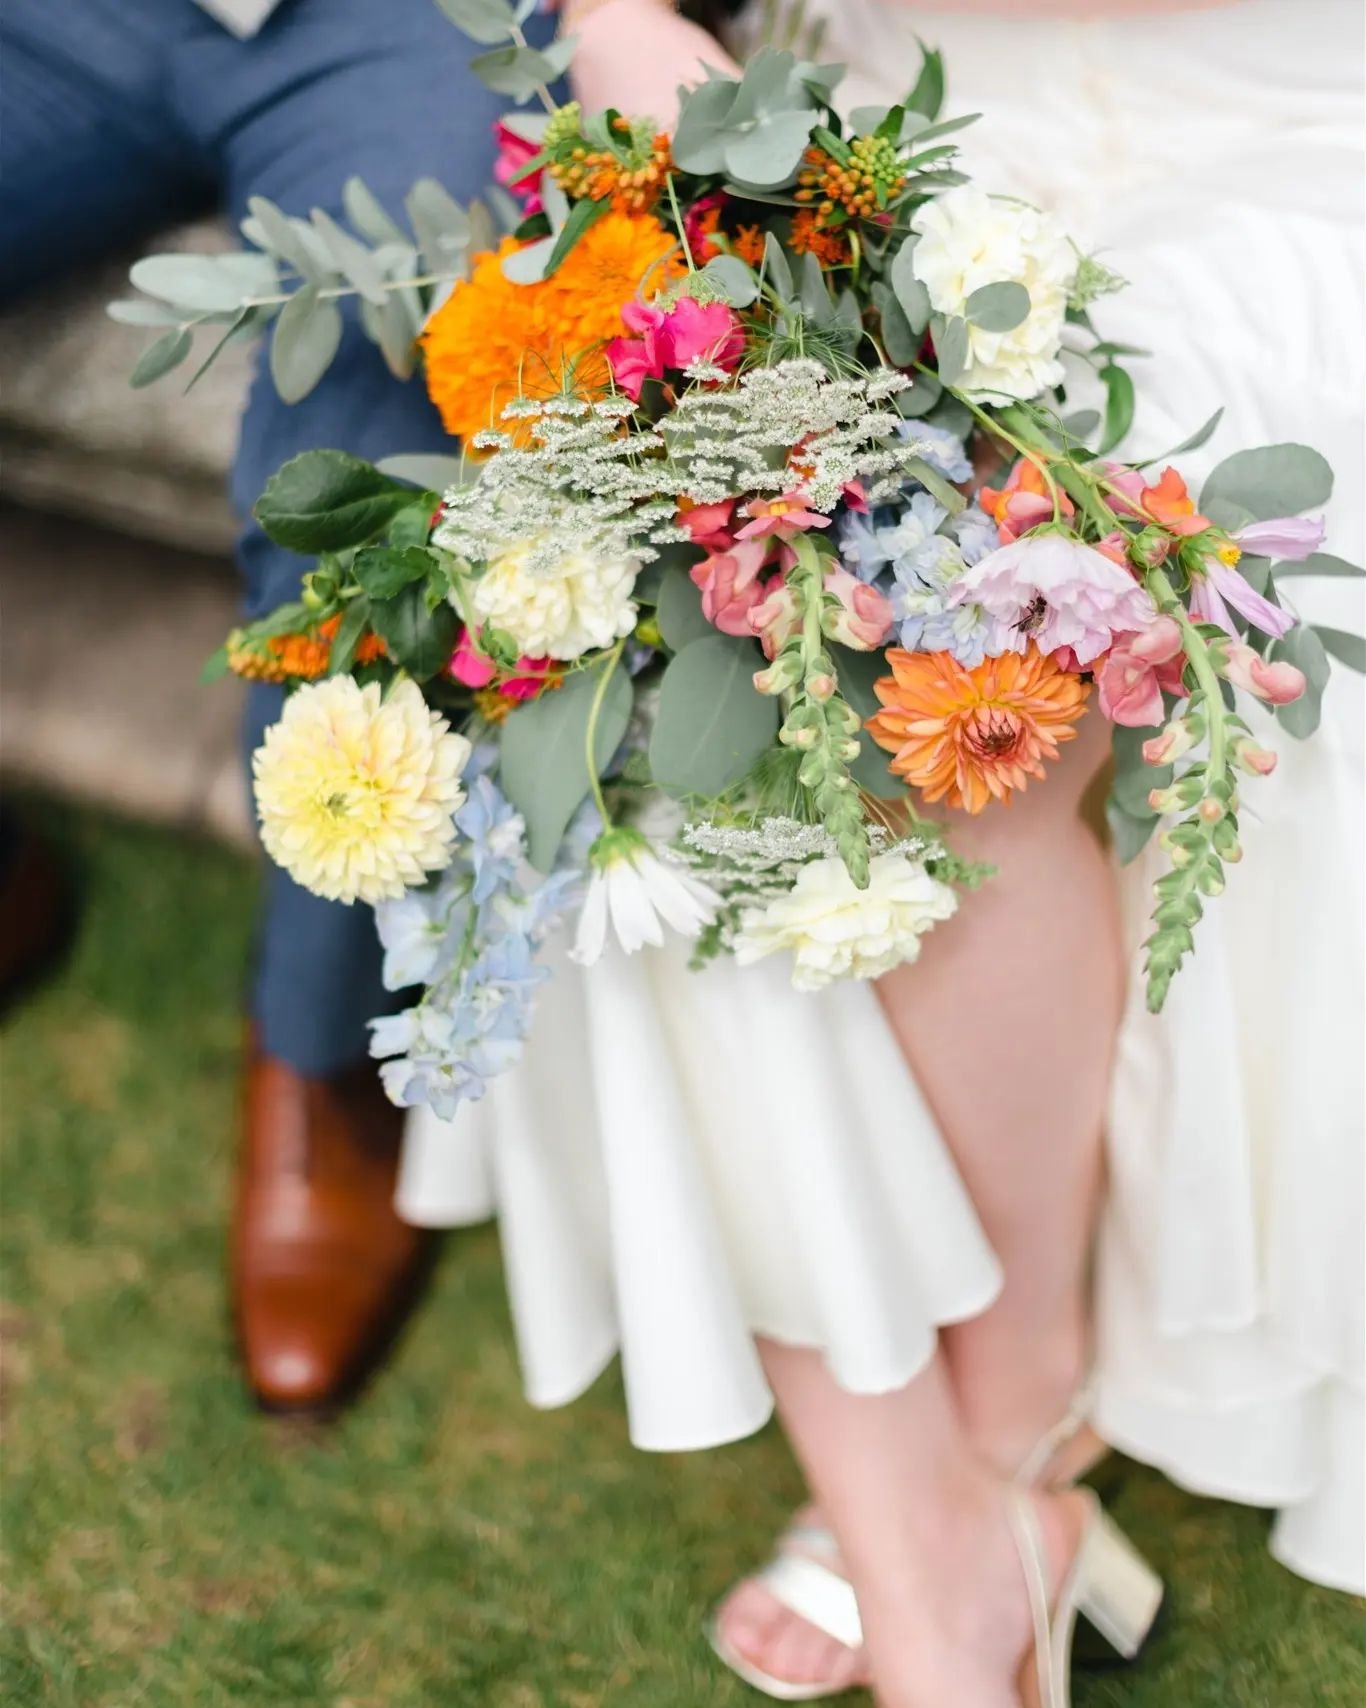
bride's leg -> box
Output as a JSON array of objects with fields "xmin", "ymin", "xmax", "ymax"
[
  {"xmin": 748, "ymin": 1339, "xmax": 1084, "ymax": 1708},
  {"xmin": 877, "ymin": 712, "xmax": 1123, "ymax": 1470}
]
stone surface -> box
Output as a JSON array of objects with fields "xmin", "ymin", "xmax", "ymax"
[
  {"xmin": 0, "ymin": 222, "xmax": 249, "ymax": 554},
  {"xmin": 0, "ymin": 505, "xmax": 254, "ymax": 847}
]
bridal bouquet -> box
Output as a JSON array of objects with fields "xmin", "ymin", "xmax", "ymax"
[{"xmin": 115, "ymin": 0, "xmax": 1362, "ymax": 1115}]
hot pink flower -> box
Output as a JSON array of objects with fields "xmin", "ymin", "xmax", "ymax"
[
  {"xmin": 952, "ymin": 532, "xmax": 1157, "ymax": 667},
  {"xmin": 842, "ymin": 480, "xmax": 871, "ymax": 514},
  {"xmin": 1097, "ymin": 618, "xmax": 1187, "ymax": 727},
  {"xmin": 822, "ymin": 567, "xmax": 894, "ymax": 650},
  {"xmin": 448, "ymin": 627, "xmax": 497, "ymax": 690},
  {"xmin": 447, "ymin": 629, "xmax": 554, "ymax": 701},
  {"xmin": 689, "ymin": 539, "xmax": 769, "ymax": 636},
  {"xmin": 605, "ymin": 299, "xmax": 668, "ymax": 401},
  {"xmin": 659, "ymin": 297, "xmax": 744, "ymax": 373},
  {"xmin": 493, "ymin": 119, "xmax": 545, "ymax": 214},
  {"xmin": 749, "ymin": 575, "xmax": 801, "ymax": 659},
  {"xmin": 736, "ymin": 489, "xmax": 831, "ymax": 542},
  {"xmin": 1221, "ymin": 640, "xmax": 1307, "ymax": 705}
]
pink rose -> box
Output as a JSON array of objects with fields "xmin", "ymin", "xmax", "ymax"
[
  {"xmin": 658, "ymin": 297, "xmax": 744, "ymax": 373},
  {"xmin": 493, "ymin": 119, "xmax": 545, "ymax": 214},
  {"xmin": 822, "ymin": 567, "xmax": 894, "ymax": 651},
  {"xmin": 690, "ymin": 539, "xmax": 769, "ymax": 636},
  {"xmin": 448, "ymin": 627, "xmax": 497, "ymax": 690}
]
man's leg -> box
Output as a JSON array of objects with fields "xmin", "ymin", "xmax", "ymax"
[{"xmin": 166, "ymin": 0, "xmax": 557, "ymax": 1409}]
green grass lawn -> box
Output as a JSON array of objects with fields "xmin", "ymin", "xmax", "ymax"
[{"xmin": 3, "ymin": 797, "xmax": 1363, "ymax": 1707}]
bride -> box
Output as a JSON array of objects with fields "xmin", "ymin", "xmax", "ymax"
[{"xmin": 400, "ymin": 0, "xmax": 1364, "ymax": 1699}]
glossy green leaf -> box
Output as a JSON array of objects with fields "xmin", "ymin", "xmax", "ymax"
[
  {"xmin": 1097, "ymin": 363, "xmax": 1136, "ymax": 454},
  {"xmin": 367, "ymin": 582, "xmax": 459, "ymax": 681},
  {"xmin": 327, "ymin": 597, "xmax": 373, "ymax": 676},
  {"xmin": 906, "ymin": 42, "xmax": 945, "ymax": 119},
  {"xmin": 501, "ymin": 660, "xmax": 634, "ymax": 871},
  {"xmin": 352, "ymin": 545, "xmax": 434, "ymax": 601},
  {"xmin": 254, "ymin": 451, "xmax": 417, "ymax": 552},
  {"xmin": 649, "ymin": 636, "xmax": 778, "ymax": 799}
]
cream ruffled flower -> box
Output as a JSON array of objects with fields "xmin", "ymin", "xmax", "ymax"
[
  {"xmin": 253, "ymin": 677, "xmax": 471, "ymax": 905},
  {"xmin": 471, "ymin": 535, "xmax": 639, "ymax": 661},
  {"xmin": 912, "ymin": 185, "xmax": 1076, "ymax": 400},
  {"xmin": 733, "ymin": 852, "xmax": 958, "ymax": 991}
]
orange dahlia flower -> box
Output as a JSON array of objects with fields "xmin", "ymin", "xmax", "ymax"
[
  {"xmin": 867, "ymin": 646, "xmax": 1090, "ymax": 813},
  {"xmin": 421, "ymin": 214, "xmax": 683, "ymax": 442}
]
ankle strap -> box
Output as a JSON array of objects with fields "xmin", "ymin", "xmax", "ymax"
[{"xmin": 1006, "ymin": 1492, "xmax": 1060, "ymax": 1708}]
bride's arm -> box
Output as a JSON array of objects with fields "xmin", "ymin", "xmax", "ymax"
[{"xmin": 559, "ymin": 0, "xmax": 742, "ymax": 127}]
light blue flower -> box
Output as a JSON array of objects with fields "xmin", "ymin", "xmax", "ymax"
[
  {"xmin": 951, "ymin": 503, "xmax": 1000, "ymax": 567},
  {"xmin": 839, "ymin": 492, "xmax": 948, "ymax": 584},
  {"xmin": 902, "ymin": 418, "xmax": 972, "ymax": 483},
  {"xmin": 888, "ymin": 532, "xmax": 1007, "ymax": 669}
]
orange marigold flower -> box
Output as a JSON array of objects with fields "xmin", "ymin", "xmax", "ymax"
[
  {"xmin": 226, "ymin": 612, "xmax": 387, "ymax": 684},
  {"xmin": 421, "ymin": 216, "xmax": 683, "ymax": 442},
  {"xmin": 788, "ymin": 210, "xmax": 853, "ymax": 267},
  {"xmin": 731, "ymin": 223, "xmax": 766, "ymax": 267},
  {"xmin": 867, "ymin": 646, "xmax": 1090, "ymax": 814}
]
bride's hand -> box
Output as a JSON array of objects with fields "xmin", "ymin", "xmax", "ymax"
[{"xmin": 559, "ymin": 0, "xmax": 742, "ymax": 132}]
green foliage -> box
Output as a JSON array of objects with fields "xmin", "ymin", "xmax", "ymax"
[
  {"xmin": 500, "ymin": 659, "xmax": 633, "ymax": 870},
  {"xmin": 905, "ymin": 42, "xmax": 946, "ymax": 120},
  {"xmin": 1097, "ymin": 362, "xmax": 1136, "ymax": 454},
  {"xmin": 1200, "ymin": 443, "xmax": 1334, "ymax": 522},
  {"xmin": 965, "ymin": 280, "xmax": 1030, "ymax": 333},
  {"xmin": 1272, "ymin": 552, "xmax": 1365, "ymax": 580},
  {"xmin": 268, "ymin": 283, "xmax": 343, "ymax": 404},
  {"xmin": 254, "ymin": 451, "xmax": 418, "ymax": 552},
  {"xmin": 1315, "ymin": 625, "xmax": 1366, "ymax": 674},
  {"xmin": 649, "ymin": 636, "xmax": 779, "ymax": 799},
  {"xmin": 1272, "ymin": 623, "xmax": 1332, "ymax": 738},
  {"xmin": 367, "ymin": 582, "xmax": 460, "ymax": 680},
  {"xmin": 830, "ymin": 646, "xmax": 903, "ymax": 799},
  {"xmin": 432, "ymin": 0, "xmax": 518, "ymax": 43},
  {"xmin": 352, "ymin": 545, "xmax": 435, "ymax": 601},
  {"xmin": 702, "ymin": 253, "xmax": 761, "ymax": 308},
  {"xmin": 929, "ymin": 312, "xmax": 969, "ymax": 386},
  {"xmin": 655, "ymin": 564, "xmax": 714, "ymax": 653},
  {"xmin": 673, "ymin": 51, "xmax": 819, "ymax": 188},
  {"xmin": 128, "ymin": 327, "xmax": 192, "ymax": 388}
]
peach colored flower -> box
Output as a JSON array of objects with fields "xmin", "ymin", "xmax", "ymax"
[{"xmin": 867, "ymin": 645, "xmax": 1090, "ymax": 813}]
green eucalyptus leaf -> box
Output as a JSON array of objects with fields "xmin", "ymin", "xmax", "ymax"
[
  {"xmin": 353, "ymin": 545, "xmax": 435, "ymax": 601},
  {"xmin": 965, "ymin": 280, "xmax": 1030, "ymax": 332},
  {"xmin": 702, "ymin": 253, "xmax": 760, "ymax": 307},
  {"xmin": 887, "ymin": 239, "xmax": 928, "ymax": 334},
  {"xmin": 1272, "ymin": 552, "xmax": 1366, "ymax": 579},
  {"xmin": 1272, "ymin": 623, "xmax": 1332, "ymax": 739},
  {"xmin": 432, "ymin": 0, "xmax": 517, "ymax": 45},
  {"xmin": 501, "ymin": 660, "xmax": 634, "ymax": 871},
  {"xmin": 247, "ymin": 195, "xmax": 327, "ymax": 281},
  {"xmin": 376, "ymin": 454, "xmax": 467, "ymax": 491},
  {"xmin": 1107, "ymin": 797, "xmax": 1160, "ymax": 864},
  {"xmin": 671, "ymin": 77, "xmax": 740, "ymax": 175},
  {"xmin": 470, "ymin": 42, "xmax": 559, "ymax": 102},
  {"xmin": 254, "ymin": 450, "xmax": 417, "ymax": 552},
  {"xmin": 269, "ymin": 283, "xmax": 343, "ymax": 404},
  {"xmin": 183, "ymin": 305, "xmax": 264, "ymax": 392},
  {"xmin": 930, "ymin": 312, "xmax": 969, "ymax": 386},
  {"xmin": 129, "ymin": 251, "xmax": 278, "ymax": 313},
  {"xmin": 1063, "ymin": 409, "xmax": 1101, "ymax": 440},
  {"xmin": 404, "ymin": 178, "xmax": 471, "ymax": 274},
  {"xmin": 310, "ymin": 208, "xmax": 388, "ymax": 306},
  {"xmin": 500, "ymin": 235, "xmax": 556, "ymax": 284},
  {"xmin": 872, "ymin": 282, "xmax": 919, "ymax": 367},
  {"xmin": 1201, "ymin": 443, "xmax": 1333, "ymax": 522},
  {"xmin": 649, "ymin": 636, "xmax": 778, "ymax": 799},
  {"xmin": 342, "ymin": 177, "xmax": 408, "ymax": 248},
  {"xmin": 897, "ymin": 367, "xmax": 942, "ymax": 418},
  {"xmin": 367, "ymin": 582, "xmax": 459, "ymax": 680},
  {"xmin": 130, "ymin": 326, "xmax": 193, "ymax": 388},
  {"xmin": 108, "ymin": 298, "xmax": 188, "ymax": 328},
  {"xmin": 762, "ymin": 231, "xmax": 795, "ymax": 301},
  {"xmin": 655, "ymin": 563, "xmax": 713, "ymax": 652},
  {"xmin": 1314, "ymin": 624, "xmax": 1366, "ymax": 673},
  {"xmin": 1110, "ymin": 724, "xmax": 1168, "ymax": 817},
  {"xmin": 724, "ymin": 109, "xmax": 817, "ymax": 188}
]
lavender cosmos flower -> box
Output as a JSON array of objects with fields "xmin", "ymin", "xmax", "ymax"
[
  {"xmin": 952, "ymin": 531, "xmax": 1157, "ymax": 665},
  {"xmin": 1233, "ymin": 514, "xmax": 1327, "ymax": 561}
]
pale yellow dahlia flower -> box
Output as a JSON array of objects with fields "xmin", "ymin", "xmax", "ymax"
[{"xmin": 252, "ymin": 677, "xmax": 471, "ymax": 905}]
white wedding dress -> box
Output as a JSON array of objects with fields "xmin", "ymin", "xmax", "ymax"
[{"xmin": 399, "ymin": 0, "xmax": 1365, "ymax": 1593}]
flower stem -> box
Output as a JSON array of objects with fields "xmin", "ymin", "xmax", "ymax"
[
  {"xmin": 583, "ymin": 640, "xmax": 625, "ymax": 827},
  {"xmin": 1148, "ymin": 565, "xmax": 1228, "ymax": 777},
  {"xmin": 666, "ymin": 173, "xmax": 697, "ymax": 273}
]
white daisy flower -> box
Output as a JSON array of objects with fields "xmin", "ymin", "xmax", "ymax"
[{"xmin": 571, "ymin": 830, "xmax": 720, "ymax": 966}]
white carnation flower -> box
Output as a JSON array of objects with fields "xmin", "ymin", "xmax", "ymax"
[
  {"xmin": 571, "ymin": 830, "xmax": 720, "ymax": 966},
  {"xmin": 471, "ymin": 535, "xmax": 639, "ymax": 661},
  {"xmin": 733, "ymin": 852, "xmax": 958, "ymax": 991},
  {"xmin": 911, "ymin": 186, "xmax": 1077, "ymax": 401}
]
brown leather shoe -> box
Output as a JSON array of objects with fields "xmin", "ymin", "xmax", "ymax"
[{"xmin": 233, "ymin": 1049, "xmax": 433, "ymax": 1414}]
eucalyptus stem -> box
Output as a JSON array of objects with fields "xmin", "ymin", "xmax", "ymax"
[{"xmin": 239, "ymin": 271, "xmax": 459, "ymax": 314}]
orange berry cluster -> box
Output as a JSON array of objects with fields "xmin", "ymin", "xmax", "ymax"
[
  {"xmin": 795, "ymin": 135, "xmax": 907, "ymax": 225},
  {"xmin": 549, "ymin": 122, "xmax": 674, "ymax": 217}
]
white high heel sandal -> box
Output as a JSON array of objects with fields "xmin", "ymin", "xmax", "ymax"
[
  {"xmin": 706, "ymin": 1389, "xmax": 1112, "ymax": 1701},
  {"xmin": 1012, "ymin": 1488, "xmax": 1164, "ymax": 1708}
]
